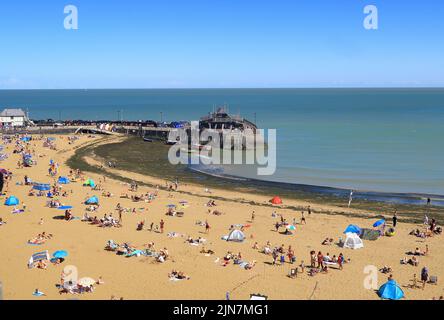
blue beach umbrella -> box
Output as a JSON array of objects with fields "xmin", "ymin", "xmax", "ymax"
[
  {"xmin": 58, "ymin": 206, "xmax": 73, "ymax": 210},
  {"xmin": 53, "ymin": 250, "xmax": 68, "ymax": 259},
  {"xmin": 373, "ymin": 219, "xmax": 386, "ymax": 228},
  {"xmin": 378, "ymin": 280, "xmax": 404, "ymax": 300},
  {"xmin": 166, "ymin": 204, "xmax": 176, "ymax": 208},
  {"xmin": 343, "ymin": 224, "xmax": 361, "ymax": 235}
]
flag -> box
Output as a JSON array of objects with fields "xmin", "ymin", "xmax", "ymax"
[{"xmin": 348, "ymin": 190, "xmax": 353, "ymax": 208}]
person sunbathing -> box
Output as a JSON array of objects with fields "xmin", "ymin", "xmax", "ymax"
[
  {"xmin": 244, "ymin": 260, "xmax": 257, "ymax": 270},
  {"xmin": 169, "ymin": 270, "xmax": 190, "ymax": 280},
  {"xmin": 413, "ymin": 247, "xmax": 426, "ymax": 256},
  {"xmin": 137, "ymin": 221, "xmax": 144, "ymax": 231},
  {"xmin": 0, "ymin": 217, "xmax": 5, "ymax": 226},
  {"xmin": 380, "ymin": 266, "xmax": 393, "ymax": 274},
  {"xmin": 200, "ymin": 247, "xmax": 215, "ymax": 255},
  {"xmin": 323, "ymin": 253, "xmax": 332, "ymax": 262},
  {"xmin": 64, "ymin": 210, "xmax": 73, "ymax": 221},
  {"xmin": 322, "ymin": 238, "xmax": 334, "ymax": 245},
  {"xmin": 410, "ymin": 256, "xmax": 419, "ymax": 266},
  {"xmin": 36, "ymin": 260, "xmax": 48, "ymax": 269}
]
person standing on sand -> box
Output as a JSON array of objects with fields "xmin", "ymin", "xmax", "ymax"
[
  {"xmin": 308, "ymin": 206, "xmax": 312, "ymax": 215},
  {"xmin": 392, "ymin": 212, "xmax": 398, "ymax": 228},
  {"xmin": 317, "ymin": 251, "xmax": 324, "ymax": 270},
  {"xmin": 275, "ymin": 221, "xmax": 280, "ymax": 232},
  {"xmin": 0, "ymin": 171, "xmax": 3, "ymax": 195},
  {"xmin": 421, "ymin": 266, "xmax": 429, "ymax": 290},
  {"xmin": 301, "ymin": 212, "xmax": 306, "ymax": 225},
  {"xmin": 160, "ymin": 219, "xmax": 165, "ymax": 233},
  {"xmin": 205, "ymin": 220, "xmax": 210, "ymax": 234},
  {"xmin": 251, "ymin": 211, "xmax": 255, "ymax": 222},
  {"xmin": 338, "ymin": 253, "xmax": 344, "ymax": 270}
]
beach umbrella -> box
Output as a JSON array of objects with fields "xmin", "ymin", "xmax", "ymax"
[
  {"xmin": 286, "ymin": 225, "xmax": 296, "ymax": 231},
  {"xmin": 378, "ymin": 280, "xmax": 404, "ymax": 300},
  {"xmin": 4, "ymin": 196, "xmax": 19, "ymax": 206},
  {"xmin": 373, "ymin": 219, "xmax": 386, "ymax": 228},
  {"xmin": 33, "ymin": 184, "xmax": 51, "ymax": 191},
  {"xmin": 53, "ymin": 250, "xmax": 68, "ymax": 259},
  {"xmin": 179, "ymin": 201, "xmax": 188, "ymax": 204},
  {"xmin": 343, "ymin": 224, "xmax": 361, "ymax": 235},
  {"xmin": 166, "ymin": 204, "xmax": 176, "ymax": 208},
  {"xmin": 58, "ymin": 206, "xmax": 73, "ymax": 210},
  {"xmin": 78, "ymin": 277, "xmax": 96, "ymax": 286},
  {"xmin": 0, "ymin": 168, "xmax": 10, "ymax": 175}
]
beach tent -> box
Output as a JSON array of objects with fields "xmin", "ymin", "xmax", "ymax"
[
  {"xmin": 378, "ymin": 280, "xmax": 404, "ymax": 300},
  {"xmin": 344, "ymin": 224, "xmax": 361, "ymax": 235},
  {"xmin": 4, "ymin": 196, "xmax": 19, "ymax": 206},
  {"xmin": 33, "ymin": 183, "xmax": 51, "ymax": 191},
  {"xmin": 58, "ymin": 176, "xmax": 70, "ymax": 184},
  {"xmin": 270, "ymin": 196, "xmax": 282, "ymax": 205},
  {"xmin": 343, "ymin": 232, "xmax": 364, "ymax": 249},
  {"xmin": 85, "ymin": 196, "xmax": 99, "ymax": 205},
  {"xmin": 226, "ymin": 229, "xmax": 245, "ymax": 242},
  {"xmin": 84, "ymin": 179, "xmax": 96, "ymax": 188}
]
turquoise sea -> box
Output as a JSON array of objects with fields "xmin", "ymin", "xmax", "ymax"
[{"xmin": 1, "ymin": 88, "xmax": 443, "ymax": 197}]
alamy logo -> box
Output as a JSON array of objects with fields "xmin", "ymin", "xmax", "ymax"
[
  {"xmin": 363, "ymin": 5, "xmax": 378, "ymax": 30},
  {"xmin": 363, "ymin": 265, "xmax": 379, "ymax": 290},
  {"xmin": 167, "ymin": 121, "xmax": 277, "ymax": 176},
  {"xmin": 64, "ymin": 5, "xmax": 79, "ymax": 30}
]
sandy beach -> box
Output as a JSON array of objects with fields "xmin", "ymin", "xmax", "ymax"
[{"xmin": 0, "ymin": 133, "xmax": 442, "ymax": 300}]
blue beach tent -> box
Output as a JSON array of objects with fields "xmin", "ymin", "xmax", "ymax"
[
  {"xmin": 84, "ymin": 179, "xmax": 96, "ymax": 188},
  {"xmin": 85, "ymin": 196, "xmax": 99, "ymax": 205},
  {"xmin": 378, "ymin": 280, "xmax": 405, "ymax": 300},
  {"xmin": 5, "ymin": 196, "xmax": 20, "ymax": 206},
  {"xmin": 343, "ymin": 224, "xmax": 361, "ymax": 235},
  {"xmin": 33, "ymin": 183, "xmax": 51, "ymax": 191},
  {"xmin": 58, "ymin": 176, "xmax": 70, "ymax": 184}
]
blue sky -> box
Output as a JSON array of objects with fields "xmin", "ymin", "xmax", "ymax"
[{"xmin": 0, "ymin": 0, "xmax": 443, "ymax": 89}]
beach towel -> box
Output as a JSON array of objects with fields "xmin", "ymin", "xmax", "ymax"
[
  {"xmin": 28, "ymin": 239, "xmax": 46, "ymax": 245},
  {"xmin": 126, "ymin": 250, "xmax": 143, "ymax": 257},
  {"xmin": 32, "ymin": 291, "xmax": 45, "ymax": 297}
]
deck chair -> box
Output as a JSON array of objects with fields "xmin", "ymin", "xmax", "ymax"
[{"xmin": 429, "ymin": 276, "xmax": 438, "ymax": 285}]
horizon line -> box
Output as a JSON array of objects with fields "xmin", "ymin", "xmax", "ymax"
[{"xmin": 1, "ymin": 86, "xmax": 444, "ymax": 91}]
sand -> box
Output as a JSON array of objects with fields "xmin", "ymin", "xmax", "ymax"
[{"xmin": 0, "ymin": 134, "xmax": 442, "ymax": 300}]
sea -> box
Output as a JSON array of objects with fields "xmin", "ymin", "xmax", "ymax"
[{"xmin": 1, "ymin": 88, "xmax": 443, "ymax": 201}]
